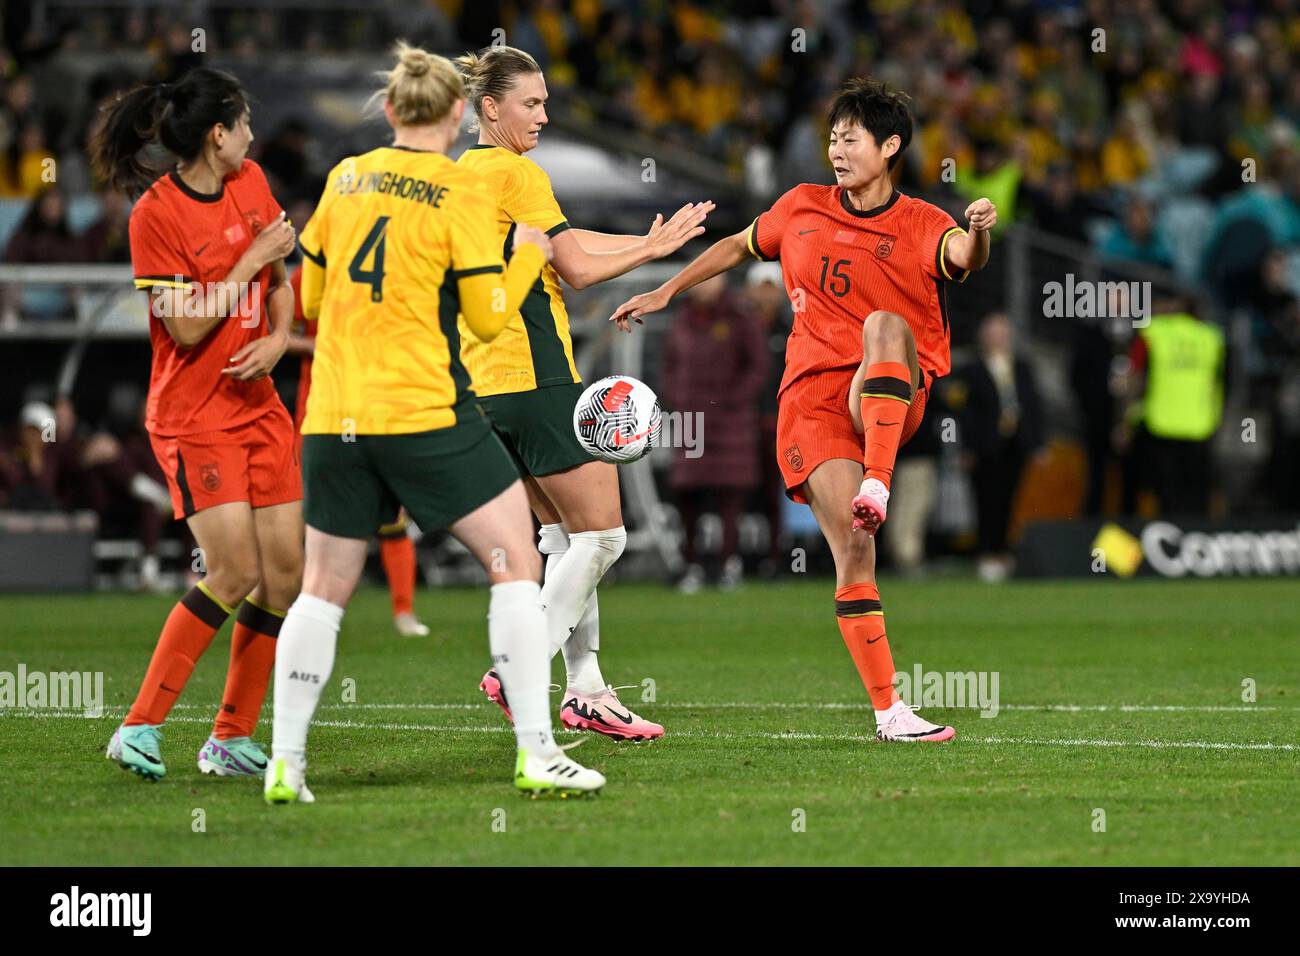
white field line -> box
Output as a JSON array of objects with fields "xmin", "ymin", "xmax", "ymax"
[
  {"xmin": 6, "ymin": 701, "xmax": 1289, "ymax": 713},
  {"xmin": 4, "ymin": 711, "xmax": 1296, "ymax": 752}
]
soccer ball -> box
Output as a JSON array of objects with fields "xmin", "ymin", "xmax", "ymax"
[{"xmin": 573, "ymin": 375, "xmax": 662, "ymax": 464}]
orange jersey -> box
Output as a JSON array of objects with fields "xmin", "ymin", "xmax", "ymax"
[
  {"xmin": 747, "ymin": 185, "xmax": 968, "ymax": 394},
  {"xmin": 129, "ymin": 160, "xmax": 285, "ymax": 437}
]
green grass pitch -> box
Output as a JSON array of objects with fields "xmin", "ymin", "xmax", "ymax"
[{"xmin": 1, "ymin": 577, "xmax": 1296, "ymax": 866}]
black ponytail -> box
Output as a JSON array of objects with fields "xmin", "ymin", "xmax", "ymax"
[{"xmin": 91, "ymin": 67, "xmax": 249, "ymax": 196}]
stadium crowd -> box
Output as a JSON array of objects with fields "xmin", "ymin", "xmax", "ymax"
[{"xmin": 3, "ymin": 1, "xmax": 1299, "ymax": 585}]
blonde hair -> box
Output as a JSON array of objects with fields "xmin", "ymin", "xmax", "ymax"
[
  {"xmin": 453, "ymin": 46, "xmax": 541, "ymax": 132},
  {"xmin": 376, "ymin": 41, "xmax": 463, "ymax": 126}
]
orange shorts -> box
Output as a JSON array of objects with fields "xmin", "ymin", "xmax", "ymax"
[
  {"xmin": 149, "ymin": 404, "xmax": 303, "ymax": 519},
  {"xmin": 776, "ymin": 368, "xmax": 932, "ymax": 504}
]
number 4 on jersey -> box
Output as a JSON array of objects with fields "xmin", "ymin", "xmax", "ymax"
[{"xmin": 349, "ymin": 216, "xmax": 390, "ymax": 302}]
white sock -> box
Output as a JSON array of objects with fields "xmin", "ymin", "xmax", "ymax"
[
  {"xmin": 563, "ymin": 591, "xmax": 605, "ymax": 694},
  {"xmin": 538, "ymin": 524, "xmax": 607, "ymax": 695},
  {"xmin": 540, "ymin": 526, "xmax": 625, "ymax": 657},
  {"xmin": 489, "ymin": 579, "xmax": 556, "ymax": 756},
  {"xmin": 272, "ymin": 593, "xmax": 343, "ymax": 761}
]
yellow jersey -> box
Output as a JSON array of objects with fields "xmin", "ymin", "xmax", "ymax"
[
  {"xmin": 296, "ymin": 146, "xmax": 509, "ymax": 435},
  {"xmin": 455, "ymin": 144, "xmax": 580, "ymax": 396}
]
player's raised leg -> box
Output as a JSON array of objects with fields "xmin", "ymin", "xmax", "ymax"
[
  {"xmin": 805, "ymin": 458, "xmax": 953, "ymax": 742},
  {"xmin": 108, "ymin": 500, "xmax": 261, "ymax": 779},
  {"xmin": 199, "ymin": 499, "xmax": 303, "ymax": 778},
  {"xmin": 451, "ymin": 480, "xmax": 605, "ymax": 796},
  {"xmin": 850, "ymin": 310, "xmax": 920, "ymax": 535}
]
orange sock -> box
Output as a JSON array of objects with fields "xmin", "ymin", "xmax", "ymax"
[
  {"xmin": 860, "ymin": 361, "xmax": 913, "ymax": 489},
  {"xmin": 126, "ymin": 583, "xmax": 231, "ymax": 727},
  {"xmin": 380, "ymin": 533, "xmax": 416, "ymax": 617},
  {"xmin": 212, "ymin": 598, "xmax": 283, "ymax": 740},
  {"xmin": 834, "ymin": 582, "xmax": 901, "ymax": 711}
]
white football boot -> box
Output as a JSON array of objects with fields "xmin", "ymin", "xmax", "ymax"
[
  {"xmin": 513, "ymin": 745, "xmax": 605, "ymax": 798},
  {"xmin": 263, "ymin": 754, "xmax": 316, "ymax": 804},
  {"xmin": 393, "ymin": 611, "xmax": 430, "ymax": 637},
  {"xmin": 875, "ymin": 702, "xmax": 955, "ymax": 742}
]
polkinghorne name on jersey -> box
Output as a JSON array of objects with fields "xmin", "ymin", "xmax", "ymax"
[{"xmin": 334, "ymin": 167, "xmax": 451, "ymax": 208}]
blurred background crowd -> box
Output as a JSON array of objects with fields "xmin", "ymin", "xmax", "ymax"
[{"xmin": 2, "ymin": 0, "xmax": 1299, "ymax": 591}]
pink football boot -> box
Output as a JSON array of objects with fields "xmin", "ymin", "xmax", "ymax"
[
  {"xmin": 479, "ymin": 669, "xmax": 512, "ymax": 722},
  {"xmin": 560, "ymin": 686, "xmax": 664, "ymax": 742},
  {"xmin": 851, "ymin": 477, "xmax": 889, "ymax": 535}
]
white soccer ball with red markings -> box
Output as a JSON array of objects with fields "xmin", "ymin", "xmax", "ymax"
[{"xmin": 573, "ymin": 375, "xmax": 662, "ymax": 464}]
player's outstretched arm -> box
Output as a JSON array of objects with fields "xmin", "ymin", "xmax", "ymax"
[
  {"xmin": 943, "ymin": 198, "xmax": 997, "ymax": 274},
  {"xmin": 568, "ymin": 229, "xmax": 648, "ymax": 252},
  {"xmin": 568, "ymin": 202, "xmax": 717, "ymax": 254},
  {"xmin": 609, "ymin": 228, "xmax": 750, "ymax": 332},
  {"xmin": 552, "ymin": 201, "xmax": 714, "ymax": 289}
]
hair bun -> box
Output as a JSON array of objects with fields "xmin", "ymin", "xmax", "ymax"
[{"xmin": 403, "ymin": 53, "xmax": 430, "ymax": 78}]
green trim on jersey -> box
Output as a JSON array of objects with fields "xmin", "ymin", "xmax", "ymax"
[
  {"xmin": 502, "ymin": 221, "xmax": 578, "ymax": 388},
  {"xmin": 437, "ymin": 266, "xmax": 477, "ymax": 421}
]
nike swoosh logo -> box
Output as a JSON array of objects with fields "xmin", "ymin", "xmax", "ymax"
[
  {"xmin": 799, "ymin": 229, "xmax": 818, "ymax": 235},
  {"xmin": 874, "ymin": 420, "xmax": 901, "ymax": 427},
  {"xmin": 604, "ymin": 707, "xmax": 635, "ymax": 724},
  {"xmin": 866, "ymin": 636, "xmax": 884, "ymax": 644},
  {"xmin": 612, "ymin": 426, "xmax": 651, "ymax": 446},
  {"xmin": 125, "ymin": 742, "xmax": 162, "ymax": 765},
  {"xmin": 194, "ymin": 242, "xmax": 211, "ymax": 256},
  {"xmin": 248, "ymin": 755, "xmax": 268, "ymax": 769}
]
